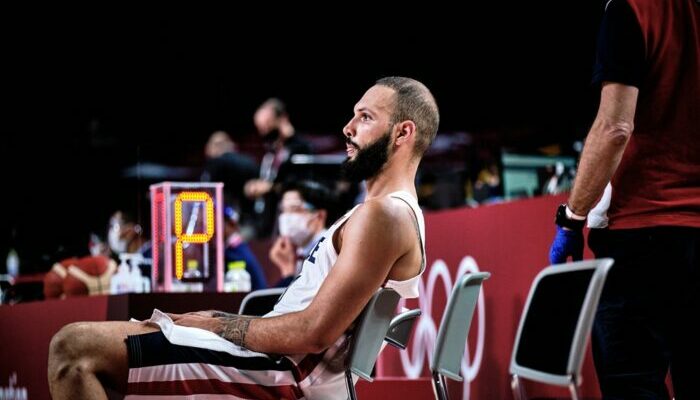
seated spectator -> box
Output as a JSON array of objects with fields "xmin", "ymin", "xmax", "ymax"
[
  {"xmin": 107, "ymin": 210, "xmax": 150, "ymax": 258},
  {"xmin": 269, "ymin": 180, "xmax": 336, "ymax": 287},
  {"xmin": 43, "ymin": 209, "xmax": 149, "ymax": 299},
  {"xmin": 473, "ymin": 162, "xmax": 503, "ymax": 204},
  {"xmin": 223, "ymin": 206, "xmax": 268, "ymax": 291}
]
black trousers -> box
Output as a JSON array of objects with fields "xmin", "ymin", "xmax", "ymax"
[{"xmin": 589, "ymin": 226, "xmax": 699, "ymax": 400}]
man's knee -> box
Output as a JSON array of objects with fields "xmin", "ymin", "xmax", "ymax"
[
  {"xmin": 50, "ymin": 322, "xmax": 91, "ymax": 357},
  {"xmin": 48, "ymin": 322, "xmax": 93, "ymax": 383},
  {"xmin": 49, "ymin": 322, "xmax": 103, "ymax": 372}
]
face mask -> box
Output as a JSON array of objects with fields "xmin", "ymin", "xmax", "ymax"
[
  {"xmin": 108, "ymin": 225, "xmax": 128, "ymax": 254},
  {"xmin": 278, "ymin": 212, "xmax": 313, "ymax": 247}
]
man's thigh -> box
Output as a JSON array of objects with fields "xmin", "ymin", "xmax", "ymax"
[
  {"xmin": 125, "ymin": 330, "xmax": 303, "ymax": 399},
  {"xmin": 589, "ymin": 229, "xmax": 671, "ymax": 397}
]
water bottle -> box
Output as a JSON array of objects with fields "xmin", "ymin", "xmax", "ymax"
[
  {"xmin": 6, "ymin": 248, "xmax": 19, "ymax": 278},
  {"xmin": 171, "ymin": 260, "xmax": 204, "ymax": 292},
  {"xmin": 110, "ymin": 255, "xmax": 132, "ymax": 294},
  {"xmin": 224, "ymin": 261, "xmax": 251, "ymax": 292},
  {"xmin": 139, "ymin": 257, "xmax": 152, "ymax": 293},
  {"xmin": 129, "ymin": 262, "xmax": 145, "ymax": 293}
]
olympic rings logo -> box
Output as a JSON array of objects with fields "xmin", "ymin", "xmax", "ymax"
[{"xmin": 397, "ymin": 256, "xmax": 485, "ymax": 400}]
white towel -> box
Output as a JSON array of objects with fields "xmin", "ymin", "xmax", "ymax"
[
  {"xmin": 143, "ymin": 309, "xmax": 267, "ymax": 358},
  {"xmin": 588, "ymin": 183, "xmax": 612, "ymax": 229}
]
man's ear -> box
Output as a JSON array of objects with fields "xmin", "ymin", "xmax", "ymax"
[{"xmin": 394, "ymin": 120, "xmax": 416, "ymax": 147}]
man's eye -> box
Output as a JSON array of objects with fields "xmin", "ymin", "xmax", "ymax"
[{"xmin": 360, "ymin": 113, "xmax": 371, "ymax": 121}]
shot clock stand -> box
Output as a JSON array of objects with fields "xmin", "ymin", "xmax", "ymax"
[{"xmin": 150, "ymin": 182, "xmax": 225, "ymax": 293}]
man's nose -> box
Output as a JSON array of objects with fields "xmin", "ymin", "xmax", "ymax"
[{"xmin": 342, "ymin": 120, "xmax": 354, "ymax": 138}]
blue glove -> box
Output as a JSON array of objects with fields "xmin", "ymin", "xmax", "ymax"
[{"xmin": 549, "ymin": 226, "xmax": 584, "ymax": 264}]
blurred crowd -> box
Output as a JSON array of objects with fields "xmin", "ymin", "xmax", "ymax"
[{"xmin": 1, "ymin": 96, "xmax": 580, "ymax": 303}]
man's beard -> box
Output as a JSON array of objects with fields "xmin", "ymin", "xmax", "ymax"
[{"xmin": 341, "ymin": 131, "xmax": 392, "ymax": 183}]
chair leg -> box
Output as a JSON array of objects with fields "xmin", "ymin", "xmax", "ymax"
[
  {"xmin": 431, "ymin": 371, "xmax": 450, "ymax": 400},
  {"xmin": 568, "ymin": 381, "xmax": 581, "ymax": 400},
  {"xmin": 345, "ymin": 370, "xmax": 357, "ymax": 400},
  {"xmin": 511, "ymin": 374, "xmax": 527, "ymax": 400}
]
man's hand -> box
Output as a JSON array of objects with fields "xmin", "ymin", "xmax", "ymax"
[
  {"xmin": 549, "ymin": 226, "xmax": 584, "ymax": 264},
  {"xmin": 169, "ymin": 312, "xmax": 256, "ymax": 347},
  {"xmin": 244, "ymin": 179, "xmax": 273, "ymax": 199},
  {"xmin": 269, "ymin": 236, "xmax": 296, "ymax": 277}
]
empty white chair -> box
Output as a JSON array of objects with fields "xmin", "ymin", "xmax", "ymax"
[
  {"xmin": 509, "ymin": 258, "xmax": 613, "ymax": 400},
  {"xmin": 430, "ymin": 272, "xmax": 491, "ymax": 400}
]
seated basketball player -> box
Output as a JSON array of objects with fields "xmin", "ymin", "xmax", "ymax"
[{"xmin": 47, "ymin": 76, "xmax": 440, "ymax": 399}]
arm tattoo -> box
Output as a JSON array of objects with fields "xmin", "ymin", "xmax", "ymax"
[
  {"xmin": 211, "ymin": 311, "xmax": 237, "ymax": 319},
  {"xmin": 218, "ymin": 316, "xmax": 255, "ymax": 347}
]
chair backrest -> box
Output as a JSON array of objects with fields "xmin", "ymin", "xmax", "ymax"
[
  {"xmin": 347, "ymin": 288, "xmax": 401, "ymax": 382},
  {"xmin": 509, "ymin": 258, "xmax": 613, "ymax": 387},
  {"xmin": 238, "ymin": 287, "xmax": 287, "ymax": 316},
  {"xmin": 431, "ymin": 272, "xmax": 491, "ymax": 381},
  {"xmin": 385, "ymin": 308, "xmax": 422, "ymax": 350}
]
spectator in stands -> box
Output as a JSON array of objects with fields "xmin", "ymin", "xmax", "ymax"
[
  {"xmin": 473, "ymin": 162, "xmax": 502, "ymax": 204},
  {"xmin": 107, "ymin": 209, "xmax": 152, "ymax": 280},
  {"xmin": 541, "ymin": 162, "xmax": 573, "ymax": 195},
  {"xmin": 222, "ymin": 205, "xmax": 268, "ymax": 291},
  {"xmin": 201, "ymin": 130, "xmax": 258, "ymax": 225},
  {"xmin": 43, "ymin": 209, "xmax": 149, "ymax": 300},
  {"xmin": 107, "ymin": 210, "xmax": 150, "ymax": 258},
  {"xmin": 244, "ymin": 98, "xmax": 313, "ymax": 237},
  {"xmin": 269, "ymin": 180, "xmax": 336, "ymax": 287}
]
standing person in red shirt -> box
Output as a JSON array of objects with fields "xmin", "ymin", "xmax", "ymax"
[{"xmin": 550, "ymin": 1, "xmax": 700, "ymax": 398}]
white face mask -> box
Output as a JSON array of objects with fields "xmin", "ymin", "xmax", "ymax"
[
  {"xmin": 278, "ymin": 212, "xmax": 313, "ymax": 247},
  {"xmin": 108, "ymin": 225, "xmax": 128, "ymax": 254}
]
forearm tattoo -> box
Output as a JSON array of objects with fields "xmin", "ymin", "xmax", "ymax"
[
  {"xmin": 217, "ymin": 316, "xmax": 254, "ymax": 347},
  {"xmin": 211, "ymin": 311, "xmax": 237, "ymax": 319}
]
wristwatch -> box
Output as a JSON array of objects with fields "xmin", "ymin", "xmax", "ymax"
[{"xmin": 555, "ymin": 203, "xmax": 586, "ymax": 230}]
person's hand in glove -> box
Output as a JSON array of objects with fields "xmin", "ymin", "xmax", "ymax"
[
  {"xmin": 549, "ymin": 226, "xmax": 584, "ymax": 263},
  {"xmin": 549, "ymin": 204, "xmax": 586, "ymax": 264}
]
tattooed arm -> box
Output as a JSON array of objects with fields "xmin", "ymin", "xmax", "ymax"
[
  {"xmin": 235, "ymin": 199, "xmax": 418, "ymax": 355},
  {"xmin": 217, "ymin": 314, "xmax": 255, "ymax": 347},
  {"xmin": 211, "ymin": 311, "xmax": 237, "ymax": 319},
  {"xmin": 168, "ymin": 312, "xmax": 257, "ymax": 348}
]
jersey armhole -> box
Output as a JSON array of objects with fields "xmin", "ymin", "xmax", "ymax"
[{"xmin": 391, "ymin": 196, "xmax": 426, "ymax": 274}]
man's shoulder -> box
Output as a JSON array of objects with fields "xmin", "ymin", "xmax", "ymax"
[{"xmin": 350, "ymin": 195, "xmax": 416, "ymax": 229}]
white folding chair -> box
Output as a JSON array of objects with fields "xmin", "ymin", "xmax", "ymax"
[
  {"xmin": 344, "ymin": 288, "xmax": 402, "ymax": 400},
  {"xmin": 430, "ymin": 272, "xmax": 491, "ymax": 400},
  {"xmin": 385, "ymin": 308, "xmax": 422, "ymax": 350},
  {"xmin": 509, "ymin": 258, "xmax": 613, "ymax": 400},
  {"xmin": 237, "ymin": 287, "xmax": 286, "ymax": 316}
]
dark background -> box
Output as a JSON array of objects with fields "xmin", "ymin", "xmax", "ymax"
[{"xmin": 2, "ymin": 4, "xmax": 604, "ymax": 271}]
